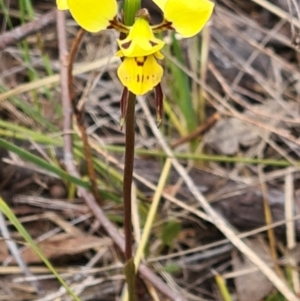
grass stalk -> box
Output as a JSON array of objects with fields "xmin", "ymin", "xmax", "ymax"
[{"xmin": 215, "ymin": 273, "xmax": 233, "ymax": 301}]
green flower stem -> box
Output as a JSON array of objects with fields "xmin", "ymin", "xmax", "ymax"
[{"xmin": 123, "ymin": 0, "xmax": 141, "ymax": 26}]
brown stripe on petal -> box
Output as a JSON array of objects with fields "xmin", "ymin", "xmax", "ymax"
[
  {"xmin": 137, "ymin": 74, "xmax": 140, "ymax": 82},
  {"xmin": 121, "ymin": 40, "xmax": 132, "ymax": 49},
  {"xmin": 149, "ymin": 40, "xmax": 158, "ymax": 46}
]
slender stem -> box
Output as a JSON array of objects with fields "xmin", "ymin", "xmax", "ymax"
[
  {"xmin": 123, "ymin": 92, "xmax": 136, "ymax": 261},
  {"xmin": 0, "ymin": 9, "xmax": 56, "ymax": 51},
  {"xmin": 122, "ymin": 1, "xmax": 140, "ymax": 300},
  {"xmin": 67, "ymin": 28, "xmax": 103, "ymax": 205},
  {"xmin": 123, "ymin": 0, "xmax": 141, "ymax": 26}
]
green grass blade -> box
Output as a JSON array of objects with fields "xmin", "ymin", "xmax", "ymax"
[
  {"xmin": 0, "ymin": 137, "xmax": 90, "ymax": 188},
  {"xmin": 169, "ymin": 34, "xmax": 197, "ymax": 133}
]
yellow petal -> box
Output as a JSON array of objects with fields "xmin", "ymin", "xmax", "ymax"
[
  {"xmin": 117, "ymin": 55, "xmax": 163, "ymax": 95},
  {"xmin": 57, "ymin": 0, "xmax": 68, "ymax": 10},
  {"xmin": 151, "ymin": 0, "xmax": 167, "ymax": 12},
  {"xmin": 117, "ymin": 17, "xmax": 164, "ymax": 57},
  {"xmin": 67, "ymin": 0, "xmax": 118, "ymax": 32},
  {"xmin": 116, "ymin": 49, "xmax": 124, "ymax": 57},
  {"xmin": 154, "ymin": 0, "xmax": 214, "ymax": 38},
  {"xmin": 154, "ymin": 50, "xmax": 164, "ymax": 60}
]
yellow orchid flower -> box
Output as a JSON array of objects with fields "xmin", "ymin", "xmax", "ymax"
[
  {"xmin": 117, "ymin": 13, "xmax": 165, "ymax": 57},
  {"xmin": 56, "ymin": 0, "xmax": 118, "ymax": 32},
  {"xmin": 152, "ymin": 0, "xmax": 214, "ymax": 38},
  {"xmin": 117, "ymin": 52, "xmax": 164, "ymax": 95},
  {"xmin": 57, "ymin": 0, "xmax": 214, "ymax": 122}
]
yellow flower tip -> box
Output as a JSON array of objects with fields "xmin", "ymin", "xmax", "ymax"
[
  {"xmin": 153, "ymin": 0, "xmax": 214, "ymax": 38},
  {"xmin": 116, "ymin": 49, "xmax": 124, "ymax": 57},
  {"xmin": 60, "ymin": 0, "xmax": 118, "ymax": 32},
  {"xmin": 57, "ymin": 0, "xmax": 68, "ymax": 10},
  {"xmin": 117, "ymin": 55, "xmax": 163, "ymax": 95},
  {"xmin": 154, "ymin": 51, "xmax": 164, "ymax": 60},
  {"xmin": 117, "ymin": 17, "xmax": 165, "ymax": 57}
]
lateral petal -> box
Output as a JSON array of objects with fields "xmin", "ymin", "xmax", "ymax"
[
  {"xmin": 156, "ymin": 0, "xmax": 214, "ymax": 38},
  {"xmin": 57, "ymin": 0, "xmax": 68, "ymax": 10},
  {"xmin": 67, "ymin": 0, "xmax": 118, "ymax": 32},
  {"xmin": 152, "ymin": 0, "xmax": 168, "ymax": 12}
]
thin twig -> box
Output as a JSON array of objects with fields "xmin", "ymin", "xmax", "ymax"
[
  {"xmin": 250, "ymin": 0, "xmax": 300, "ymax": 29},
  {"xmin": 258, "ymin": 167, "xmax": 283, "ymax": 278},
  {"xmin": 67, "ymin": 28, "xmax": 102, "ymax": 204},
  {"xmin": 56, "ymin": 10, "xmax": 73, "ymax": 164},
  {"xmin": 171, "ymin": 113, "xmax": 220, "ymax": 148},
  {"xmin": 0, "ymin": 56, "xmax": 120, "ymax": 103},
  {"xmin": 0, "ymin": 9, "xmax": 56, "ymax": 50},
  {"xmin": 285, "ymin": 169, "xmax": 300, "ymax": 293}
]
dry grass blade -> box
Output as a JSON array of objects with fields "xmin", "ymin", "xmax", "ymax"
[
  {"xmin": 0, "ymin": 56, "xmax": 119, "ymax": 102},
  {"xmin": 285, "ymin": 169, "xmax": 300, "ymax": 293},
  {"xmin": 138, "ymin": 96, "xmax": 299, "ymax": 301},
  {"xmin": 250, "ymin": 0, "xmax": 300, "ymax": 29},
  {"xmin": 0, "ymin": 212, "xmax": 40, "ymax": 293}
]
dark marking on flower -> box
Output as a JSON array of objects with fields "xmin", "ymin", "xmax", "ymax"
[
  {"xmin": 135, "ymin": 57, "xmax": 146, "ymax": 67},
  {"xmin": 149, "ymin": 40, "xmax": 158, "ymax": 46},
  {"xmin": 121, "ymin": 40, "xmax": 132, "ymax": 49},
  {"xmin": 137, "ymin": 74, "xmax": 145, "ymax": 83}
]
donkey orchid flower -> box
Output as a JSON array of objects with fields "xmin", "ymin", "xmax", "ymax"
[
  {"xmin": 116, "ymin": 10, "xmax": 165, "ymax": 96},
  {"xmin": 56, "ymin": 0, "xmax": 214, "ymax": 123}
]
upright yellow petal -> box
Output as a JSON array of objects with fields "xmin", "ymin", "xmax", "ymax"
[
  {"xmin": 67, "ymin": 0, "xmax": 118, "ymax": 32},
  {"xmin": 117, "ymin": 55, "xmax": 163, "ymax": 95},
  {"xmin": 151, "ymin": 0, "xmax": 167, "ymax": 12},
  {"xmin": 117, "ymin": 17, "xmax": 164, "ymax": 57},
  {"xmin": 57, "ymin": 0, "xmax": 68, "ymax": 10},
  {"xmin": 153, "ymin": 0, "xmax": 214, "ymax": 38}
]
